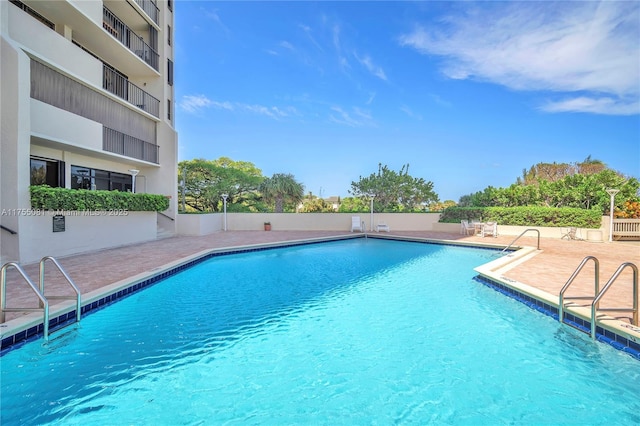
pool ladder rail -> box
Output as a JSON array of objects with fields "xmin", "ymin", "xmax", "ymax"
[
  {"xmin": 559, "ymin": 256, "xmax": 638, "ymax": 340},
  {"xmin": 1, "ymin": 256, "xmax": 81, "ymax": 341}
]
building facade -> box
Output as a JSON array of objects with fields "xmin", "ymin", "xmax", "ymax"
[{"xmin": 1, "ymin": 0, "xmax": 178, "ymax": 263}]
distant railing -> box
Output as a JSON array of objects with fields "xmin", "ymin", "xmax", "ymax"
[
  {"xmin": 103, "ymin": 64, "xmax": 159, "ymax": 117},
  {"xmin": 103, "ymin": 127, "xmax": 159, "ymax": 164},
  {"xmin": 103, "ymin": 7, "xmax": 159, "ymax": 71},
  {"xmin": 612, "ymin": 219, "xmax": 640, "ymax": 240},
  {"xmin": 133, "ymin": 0, "xmax": 159, "ymax": 25}
]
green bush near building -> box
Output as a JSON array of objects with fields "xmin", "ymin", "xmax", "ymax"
[
  {"xmin": 30, "ymin": 185, "xmax": 170, "ymax": 212},
  {"xmin": 439, "ymin": 206, "xmax": 602, "ymax": 228}
]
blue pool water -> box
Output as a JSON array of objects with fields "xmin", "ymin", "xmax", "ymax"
[{"xmin": 1, "ymin": 238, "xmax": 639, "ymax": 425}]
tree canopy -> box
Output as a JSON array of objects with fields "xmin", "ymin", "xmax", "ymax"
[
  {"xmin": 349, "ymin": 163, "xmax": 438, "ymax": 212},
  {"xmin": 460, "ymin": 158, "xmax": 639, "ymax": 214},
  {"xmin": 178, "ymin": 157, "xmax": 263, "ymax": 212}
]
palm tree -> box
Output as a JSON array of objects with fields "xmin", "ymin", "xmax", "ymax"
[{"xmin": 259, "ymin": 173, "xmax": 304, "ymax": 213}]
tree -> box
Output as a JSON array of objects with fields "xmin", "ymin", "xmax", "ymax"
[
  {"xmin": 349, "ymin": 163, "xmax": 438, "ymax": 212},
  {"xmin": 299, "ymin": 192, "xmax": 335, "ymax": 212},
  {"xmin": 460, "ymin": 160, "xmax": 639, "ymax": 213},
  {"xmin": 259, "ymin": 173, "xmax": 304, "ymax": 213},
  {"xmin": 178, "ymin": 158, "xmax": 263, "ymax": 212}
]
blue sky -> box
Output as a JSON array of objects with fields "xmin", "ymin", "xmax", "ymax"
[{"xmin": 175, "ymin": 1, "xmax": 640, "ymax": 201}]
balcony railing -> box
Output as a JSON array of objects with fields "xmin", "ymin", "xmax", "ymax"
[
  {"xmin": 103, "ymin": 127, "xmax": 159, "ymax": 164},
  {"xmin": 103, "ymin": 64, "xmax": 159, "ymax": 117},
  {"xmin": 103, "ymin": 7, "xmax": 159, "ymax": 71},
  {"xmin": 133, "ymin": 0, "xmax": 159, "ymax": 25}
]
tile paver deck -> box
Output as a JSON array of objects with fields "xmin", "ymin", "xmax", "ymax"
[{"xmin": 2, "ymin": 230, "xmax": 639, "ymax": 332}]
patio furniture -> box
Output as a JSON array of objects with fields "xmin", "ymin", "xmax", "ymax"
[
  {"xmin": 351, "ymin": 216, "xmax": 364, "ymax": 232},
  {"xmin": 481, "ymin": 222, "xmax": 497, "ymax": 237},
  {"xmin": 376, "ymin": 221, "xmax": 390, "ymax": 232},
  {"xmin": 561, "ymin": 227, "xmax": 581, "ymax": 240},
  {"xmin": 461, "ymin": 220, "xmax": 476, "ymax": 236}
]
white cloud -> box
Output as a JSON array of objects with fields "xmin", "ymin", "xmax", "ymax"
[
  {"xmin": 354, "ymin": 52, "xmax": 387, "ymax": 81},
  {"xmin": 400, "ymin": 105, "xmax": 423, "ymax": 120},
  {"xmin": 179, "ymin": 95, "xmax": 215, "ymax": 113},
  {"xmin": 540, "ymin": 96, "xmax": 640, "ymax": 115},
  {"xmin": 399, "ymin": 1, "xmax": 640, "ymax": 115},
  {"xmin": 299, "ymin": 23, "xmax": 324, "ymax": 52},
  {"xmin": 203, "ymin": 9, "xmax": 230, "ymax": 35},
  {"xmin": 179, "ymin": 95, "xmax": 296, "ymax": 120},
  {"xmin": 279, "ymin": 41, "xmax": 295, "ymax": 51},
  {"xmin": 329, "ymin": 106, "xmax": 374, "ymax": 127},
  {"xmin": 242, "ymin": 104, "xmax": 292, "ymax": 120},
  {"xmin": 366, "ymin": 92, "xmax": 376, "ymax": 105}
]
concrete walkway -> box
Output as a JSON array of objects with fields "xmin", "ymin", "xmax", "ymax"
[{"xmin": 2, "ymin": 230, "xmax": 639, "ymax": 327}]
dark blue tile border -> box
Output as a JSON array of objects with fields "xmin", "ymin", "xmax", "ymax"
[{"xmin": 474, "ymin": 275, "xmax": 640, "ymax": 361}]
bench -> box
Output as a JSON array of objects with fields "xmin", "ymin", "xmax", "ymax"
[{"xmin": 612, "ymin": 219, "xmax": 640, "ymax": 240}]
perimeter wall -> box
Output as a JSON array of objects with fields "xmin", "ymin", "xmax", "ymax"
[{"xmin": 177, "ymin": 213, "xmax": 610, "ymax": 242}]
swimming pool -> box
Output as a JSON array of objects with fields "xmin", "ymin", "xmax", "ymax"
[{"xmin": 1, "ymin": 238, "xmax": 639, "ymax": 424}]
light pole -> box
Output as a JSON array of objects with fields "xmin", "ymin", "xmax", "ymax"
[
  {"xmin": 128, "ymin": 169, "xmax": 139, "ymax": 193},
  {"xmin": 369, "ymin": 195, "xmax": 375, "ymax": 232},
  {"xmin": 606, "ymin": 189, "xmax": 619, "ymax": 242},
  {"xmin": 221, "ymin": 194, "xmax": 228, "ymax": 231}
]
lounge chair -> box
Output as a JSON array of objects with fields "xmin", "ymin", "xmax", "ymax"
[
  {"xmin": 561, "ymin": 227, "xmax": 580, "ymax": 240},
  {"xmin": 351, "ymin": 216, "xmax": 364, "ymax": 232},
  {"xmin": 481, "ymin": 222, "xmax": 497, "ymax": 237},
  {"xmin": 376, "ymin": 221, "xmax": 390, "ymax": 232},
  {"xmin": 461, "ymin": 220, "xmax": 476, "ymax": 236}
]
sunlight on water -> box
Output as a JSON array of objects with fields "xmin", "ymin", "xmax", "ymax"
[{"xmin": 1, "ymin": 239, "xmax": 639, "ymax": 425}]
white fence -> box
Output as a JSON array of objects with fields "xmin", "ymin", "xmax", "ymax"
[{"xmin": 612, "ymin": 219, "xmax": 640, "ymax": 240}]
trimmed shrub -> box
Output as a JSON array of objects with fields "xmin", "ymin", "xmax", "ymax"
[
  {"xmin": 439, "ymin": 206, "xmax": 602, "ymax": 228},
  {"xmin": 30, "ymin": 186, "xmax": 170, "ymax": 212}
]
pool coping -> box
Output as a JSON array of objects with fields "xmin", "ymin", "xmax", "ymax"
[{"xmin": 2, "ymin": 233, "xmax": 639, "ymax": 360}]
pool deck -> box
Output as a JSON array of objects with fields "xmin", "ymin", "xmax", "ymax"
[{"xmin": 2, "ymin": 230, "xmax": 639, "ymax": 348}]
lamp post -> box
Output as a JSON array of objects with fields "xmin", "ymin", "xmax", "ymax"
[
  {"xmin": 128, "ymin": 169, "xmax": 140, "ymax": 193},
  {"xmin": 369, "ymin": 195, "xmax": 375, "ymax": 232},
  {"xmin": 606, "ymin": 189, "xmax": 619, "ymax": 242},
  {"xmin": 221, "ymin": 194, "xmax": 228, "ymax": 231}
]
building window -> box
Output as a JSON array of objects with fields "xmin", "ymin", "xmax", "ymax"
[
  {"xmin": 168, "ymin": 25, "xmax": 172, "ymax": 46},
  {"xmin": 30, "ymin": 157, "xmax": 65, "ymax": 187},
  {"xmin": 168, "ymin": 0, "xmax": 173, "ymax": 12},
  {"xmin": 168, "ymin": 99, "xmax": 172, "ymax": 121},
  {"xmin": 167, "ymin": 59, "xmax": 173, "ymax": 86},
  {"xmin": 71, "ymin": 165, "xmax": 132, "ymax": 192}
]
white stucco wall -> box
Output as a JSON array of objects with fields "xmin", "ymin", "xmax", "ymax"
[
  {"xmin": 178, "ymin": 213, "xmax": 443, "ymax": 235},
  {"xmin": 31, "ymin": 100, "xmax": 104, "ymax": 151},
  {"xmin": 16, "ymin": 211, "xmax": 156, "ymax": 264},
  {"xmin": 177, "ymin": 213, "xmax": 609, "ymax": 242}
]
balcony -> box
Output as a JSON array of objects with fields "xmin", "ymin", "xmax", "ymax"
[
  {"xmin": 103, "ymin": 64, "xmax": 160, "ymax": 117},
  {"xmin": 103, "ymin": 127, "xmax": 159, "ymax": 164},
  {"xmin": 103, "ymin": 6, "xmax": 159, "ymax": 71},
  {"xmin": 133, "ymin": 0, "xmax": 159, "ymax": 25}
]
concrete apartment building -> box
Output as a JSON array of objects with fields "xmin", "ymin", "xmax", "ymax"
[{"xmin": 1, "ymin": 0, "xmax": 178, "ymax": 264}]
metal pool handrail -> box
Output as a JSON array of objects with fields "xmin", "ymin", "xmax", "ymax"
[
  {"xmin": 39, "ymin": 256, "xmax": 82, "ymax": 323},
  {"xmin": 501, "ymin": 228, "xmax": 540, "ymax": 252},
  {"xmin": 591, "ymin": 262, "xmax": 638, "ymax": 340},
  {"xmin": 1, "ymin": 261, "xmax": 50, "ymax": 340},
  {"xmin": 559, "ymin": 256, "xmax": 599, "ymax": 325}
]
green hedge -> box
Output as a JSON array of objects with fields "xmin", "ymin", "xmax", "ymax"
[
  {"xmin": 30, "ymin": 186, "xmax": 170, "ymax": 212},
  {"xmin": 439, "ymin": 206, "xmax": 602, "ymax": 228}
]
